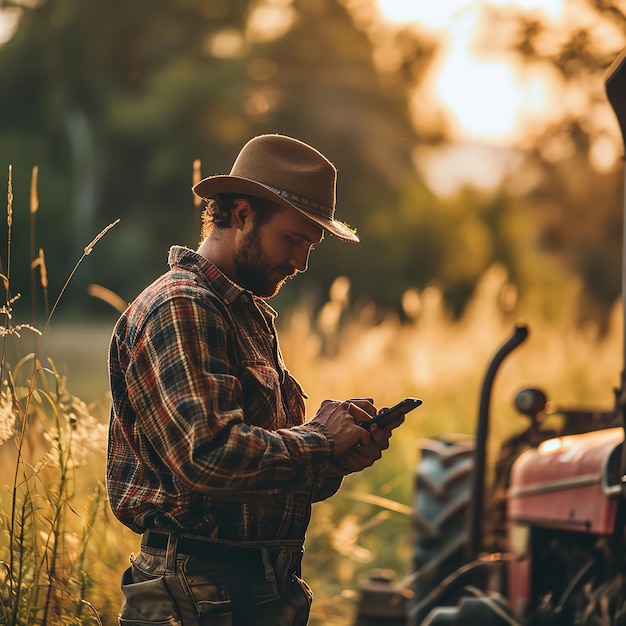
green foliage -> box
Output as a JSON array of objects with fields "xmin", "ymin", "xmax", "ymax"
[
  {"xmin": 477, "ymin": 1, "xmax": 626, "ymax": 326},
  {"xmin": 2, "ymin": 0, "xmax": 625, "ymax": 324},
  {"xmin": 0, "ymin": 0, "xmax": 433, "ymax": 317}
]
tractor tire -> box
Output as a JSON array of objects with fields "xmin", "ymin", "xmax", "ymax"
[{"xmin": 410, "ymin": 435, "xmax": 476, "ymax": 626}]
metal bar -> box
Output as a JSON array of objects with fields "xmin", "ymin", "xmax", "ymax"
[
  {"xmin": 467, "ymin": 323, "xmax": 528, "ymax": 559},
  {"xmin": 605, "ymin": 46, "xmax": 626, "ymax": 495}
]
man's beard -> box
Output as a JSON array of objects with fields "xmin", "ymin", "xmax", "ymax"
[{"xmin": 234, "ymin": 226, "xmax": 293, "ymax": 298}]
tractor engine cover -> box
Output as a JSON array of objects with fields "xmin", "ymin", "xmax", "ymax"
[
  {"xmin": 508, "ymin": 426, "xmax": 622, "ymax": 533},
  {"xmin": 505, "ymin": 427, "xmax": 623, "ymax": 616}
]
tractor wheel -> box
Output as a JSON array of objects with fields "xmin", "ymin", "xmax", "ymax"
[{"xmin": 410, "ymin": 435, "xmax": 476, "ymax": 625}]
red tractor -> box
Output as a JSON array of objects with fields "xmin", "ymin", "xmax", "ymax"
[{"xmin": 353, "ymin": 46, "xmax": 626, "ymax": 626}]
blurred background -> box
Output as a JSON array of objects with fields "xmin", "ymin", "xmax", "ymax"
[
  {"xmin": 2, "ymin": 1, "xmax": 626, "ymax": 624},
  {"xmin": 1, "ymin": 0, "xmax": 624, "ymax": 327}
]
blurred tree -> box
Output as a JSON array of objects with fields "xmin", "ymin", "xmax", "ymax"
[
  {"xmin": 4, "ymin": 0, "xmax": 621, "ymax": 326},
  {"xmin": 475, "ymin": 1, "xmax": 626, "ymax": 327},
  {"xmin": 0, "ymin": 0, "xmax": 446, "ymax": 319}
]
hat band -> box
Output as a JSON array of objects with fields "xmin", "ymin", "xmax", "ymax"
[{"xmin": 259, "ymin": 182, "xmax": 334, "ymax": 220}]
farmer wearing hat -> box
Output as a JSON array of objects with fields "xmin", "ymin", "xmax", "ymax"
[{"xmin": 106, "ymin": 135, "xmax": 403, "ymax": 625}]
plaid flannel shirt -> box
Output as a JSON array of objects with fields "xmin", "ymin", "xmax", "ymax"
[{"xmin": 106, "ymin": 246, "xmax": 343, "ymax": 541}]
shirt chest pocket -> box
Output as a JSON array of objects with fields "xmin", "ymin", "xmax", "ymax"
[{"xmin": 240, "ymin": 360, "xmax": 286, "ymax": 430}]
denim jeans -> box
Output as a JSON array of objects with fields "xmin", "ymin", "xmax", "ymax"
[{"xmin": 118, "ymin": 533, "xmax": 312, "ymax": 626}]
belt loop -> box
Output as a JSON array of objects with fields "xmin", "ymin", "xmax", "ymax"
[
  {"xmin": 296, "ymin": 546, "xmax": 304, "ymax": 577},
  {"xmin": 165, "ymin": 533, "xmax": 179, "ymax": 574},
  {"xmin": 261, "ymin": 547, "xmax": 276, "ymax": 582}
]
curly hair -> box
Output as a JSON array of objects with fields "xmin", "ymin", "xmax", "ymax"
[{"xmin": 200, "ymin": 193, "xmax": 282, "ymax": 241}]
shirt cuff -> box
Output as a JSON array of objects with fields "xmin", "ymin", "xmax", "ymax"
[{"xmin": 280, "ymin": 421, "xmax": 335, "ymax": 487}]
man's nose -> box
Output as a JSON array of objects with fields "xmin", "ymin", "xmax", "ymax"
[{"xmin": 291, "ymin": 246, "xmax": 312, "ymax": 273}]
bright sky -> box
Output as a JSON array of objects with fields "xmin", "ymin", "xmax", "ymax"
[
  {"xmin": 372, "ymin": 0, "xmax": 621, "ymax": 193},
  {"xmin": 376, "ymin": 0, "xmax": 565, "ymax": 145}
]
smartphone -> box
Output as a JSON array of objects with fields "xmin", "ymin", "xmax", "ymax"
[{"xmin": 360, "ymin": 397, "xmax": 422, "ymax": 430}]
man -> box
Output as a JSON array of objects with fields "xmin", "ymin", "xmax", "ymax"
[{"xmin": 106, "ymin": 134, "xmax": 405, "ymax": 625}]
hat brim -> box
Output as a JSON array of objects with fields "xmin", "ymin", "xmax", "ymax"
[{"xmin": 193, "ymin": 175, "xmax": 359, "ymax": 243}]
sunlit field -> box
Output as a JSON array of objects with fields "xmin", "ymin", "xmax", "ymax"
[
  {"xmin": 281, "ymin": 267, "xmax": 623, "ymax": 625},
  {"xmin": 1, "ymin": 256, "xmax": 622, "ymax": 624},
  {"xmin": 1, "ymin": 0, "xmax": 625, "ymax": 622},
  {"xmin": 0, "ymin": 149, "xmax": 623, "ymax": 626}
]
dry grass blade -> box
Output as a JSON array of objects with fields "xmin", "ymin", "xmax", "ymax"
[
  {"xmin": 193, "ymin": 159, "xmax": 202, "ymax": 207},
  {"xmin": 87, "ymin": 284, "xmax": 127, "ymax": 314},
  {"xmin": 84, "ymin": 219, "xmax": 120, "ymax": 256},
  {"xmin": 29, "ymin": 166, "xmax": 38, "ymax": 215},
  {"xmin": 6, "ymin": 164, "xmax": 12, "ymax": 229},
  {"xmin": 30, "ymin": 249, "xmax": 47, "ymax": 290},
  {"xmin": 340, "ymin": 490, "xmax": 414, "ymax": 516},
  {"xmin": 6, "ymin": 165, "xmax": 12, "ymax": 287}
]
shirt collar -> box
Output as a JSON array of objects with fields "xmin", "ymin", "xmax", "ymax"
[{"xmin": 166, "ymin": 245, "xmax": 278, "ymax": 318}]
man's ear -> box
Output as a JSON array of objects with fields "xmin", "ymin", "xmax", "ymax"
[{"xmin": 231, "ymin": 198, "xmax": 253, "ymax": 229}]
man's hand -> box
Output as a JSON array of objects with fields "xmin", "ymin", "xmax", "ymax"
[
  {"xmin": 334, "ymin": 408, "xmax": 405, "ymax": 473},
  {"xmin": 310, "ymin": 399, "xmax": 406, "ymax": 472},
  {"xmin": 309, "ymin": 398, "xmax": 376, "ymax": 456}
]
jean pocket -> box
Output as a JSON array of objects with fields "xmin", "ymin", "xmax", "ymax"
[
  {"xmin": 180, "ymin": 571, "xmax": 231, "ymax": 616},
  {"xmin": 119, "ymin": 565, "xmax": 182, "ymax": 625},
  {"xmin": 182, "ymin": 565, "xmax": 280, "ymax": 615},
  {"xmin": 269, "ymin": 573, "xmax": 312, "ymax": 626},
  {"xmin": 291, "ymin": 573, "xmax": 313, "ymax": 607},
  {"xmin": 251, "ymin": 575, "xmax": 281, "ymax": 606}
]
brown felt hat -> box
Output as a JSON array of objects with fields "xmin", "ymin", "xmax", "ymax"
[{"xmin": 192, "ymin": 134, "xmax": 359, "ymax": 242}]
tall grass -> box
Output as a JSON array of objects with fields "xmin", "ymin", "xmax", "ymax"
[
  {"xmin": 0, "ymin": 166, "xmax": 623, "ymax": 625},
  {"xmin": 0, "ymin": 165, "xmax": 122, "ymax": 625},
  {"xmin": 283, "ymin": 267, "xmax": 622, "ymax": 625}
]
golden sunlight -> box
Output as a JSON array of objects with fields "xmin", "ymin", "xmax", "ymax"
[
  {"xmin": 376, "ymin": 0, "xmax": 565, "ymax": 144},
  {"xmin": 0, "ymin": 8, "xmax": 20, "ymax": 44}
]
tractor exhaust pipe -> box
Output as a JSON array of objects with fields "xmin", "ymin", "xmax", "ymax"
[
  {"xmin": 606, "ymin": 47, "xmax": 626, "ymax": 497},
  {"xmin": 467, "ymin": 323, "xmax": 528, "ymax": 559}
]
